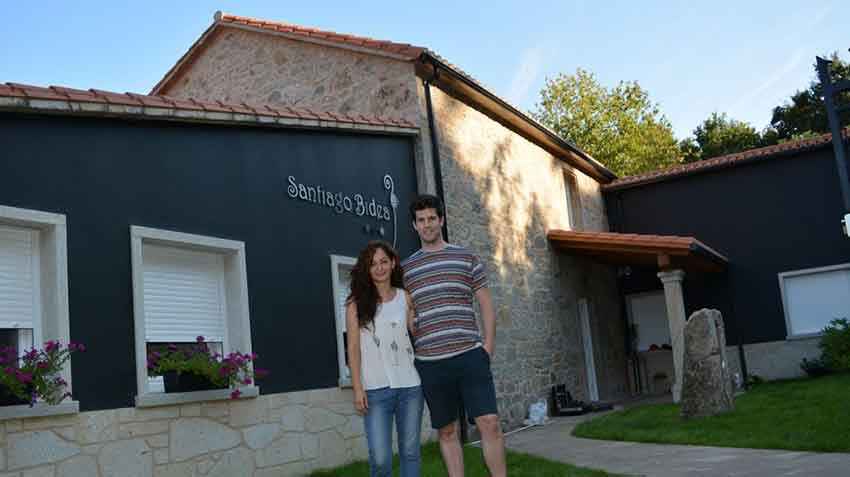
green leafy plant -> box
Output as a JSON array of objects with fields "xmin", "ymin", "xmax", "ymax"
[
  {"xmin": 147, "ymin": 336, "xmax": 267, "ymax": 399},
  {"xmin": 800, "ymin": 357, "xmax": 832, "ymax": 377},
  {"xmin": 820, "ymin": 318, "xmax": 850, "ymax": 372},
  {"xmin": 0, "ymin": 340, "xmax": 84, "ymax": 406}
]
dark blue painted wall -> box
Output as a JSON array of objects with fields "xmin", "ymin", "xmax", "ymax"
[
  {"xmin": 0, "ymin": 113, "xmax": 419, "ymax": 411},
  {"xmin": 606, "ymin": 146, "xmax": 850, "ymax": 345}
]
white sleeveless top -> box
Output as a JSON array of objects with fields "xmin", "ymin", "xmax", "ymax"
[{"xmin": 359, "ymin": 288, "xmax": 421, "ymax": 390}]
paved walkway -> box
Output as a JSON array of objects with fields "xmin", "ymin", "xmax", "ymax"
[{"xmin": 503, "ymin": 415, "xmax": 850, "ymax": 476}]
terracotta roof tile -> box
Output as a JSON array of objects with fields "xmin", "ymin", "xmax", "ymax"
[
  {"xmin": 0, "ymin": 82, "xmax": 417, "ymax": 132},
  {"xmin": 604, "ymin": 131, "xmax": 848, "ymax": 191},
  {"xmin": 214, "ymin": 12, "xmax": 425, "ymax": 60}
]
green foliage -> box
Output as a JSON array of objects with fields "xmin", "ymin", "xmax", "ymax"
[
  {"xmin": 800, "ymin": 356, "xmax": 831, "ymax": 377},
  {"xmin": 820, "ymin": 318, "xmax": 850, "ymax": 372},
  {"xmin": 685, "ymin": 112, "xmax": 763, "ymax": 162},
  {"xmin": 573, "ymin": 374, "xmax": 850, "ymax": 453},
  {"xmin": 770, "ymin": 52, "xmax": 850, "ymax": 140},
  {"xmin": 532, "ymin": 68, "xmax": 682, "ymax": 177},
  {"xmin": 0, "ymin": 341, "xmax": 83, "ymax": 406},
  {"xmin": 147, "ymin": 336, "xmax": 268, "ymax": 398}
]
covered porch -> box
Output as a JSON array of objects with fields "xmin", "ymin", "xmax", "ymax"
[{"xmin": 547, "ymin": 230, "xmax": 728, "ymax": 402}]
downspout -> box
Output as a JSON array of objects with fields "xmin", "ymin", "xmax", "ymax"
[
  {"xmin": 423, "ymin": 60, "xmax": 450, "ymax": 242},
  {"xmin": 423, "ymin": 59, "xmax": 468, "ymax": 441}
]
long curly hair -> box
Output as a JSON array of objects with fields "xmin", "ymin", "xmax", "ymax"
[{"xmin": 347, "ymin": 241, "xmax": 405, "ymax": 329}]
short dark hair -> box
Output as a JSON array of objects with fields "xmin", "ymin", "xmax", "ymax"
[{"xmin": 410, "ymin": 194, "xmax": 445, "ymax": 219}]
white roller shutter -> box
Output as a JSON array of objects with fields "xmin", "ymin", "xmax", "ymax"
[
  {"xmin": 783, "ymin": 266, "xmax": 850, "ymax": 336},
  {"xmin": 142, "ymin": 243, "xmax": 226, "ymax": 344},
  {"xmin": 0, "ymin": 225, "xmax": 40, "ymax": 334}
]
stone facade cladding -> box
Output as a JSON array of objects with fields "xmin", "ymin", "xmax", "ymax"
[
  {"xmin": 165, "ymin": 28, "xmax": 421, "ymax": 127},
  {"xmin": 427, "ymin": 86, "xmax": 627, "ymax": 426},
  {"xmin": 0, "ymin": 389, "xmax": 431, "ymax": 477}
]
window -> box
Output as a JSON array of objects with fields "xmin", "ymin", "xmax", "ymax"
[
  {"xmin": 626, "ymin": 291, "xmax": 671, "ymax": 351},
  {"xmin": 0, "ymin": 205, "xmax": 76, "ymax": 418},
  {"xmin": 330, "ymin": 255, "xmax": 356, "ymax": 387},
  {"xmin": 563, "ymin": 171, "xmax": 582, "ymax": 230},
  {"xmin": 779, "ymin": 263, "xmax": 850, "ymax": 338},
  {"xmin": 130, "ymin": 226, "xmax": 256, "ymax": 406}
]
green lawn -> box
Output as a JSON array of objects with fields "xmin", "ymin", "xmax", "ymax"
[
  {"xmin": 574, "ymin": 373, "xmax": 850, "ymax": 452},
  {"xmin": 310, "ymin": 441, "xmax": 621, "ymax": 477}
]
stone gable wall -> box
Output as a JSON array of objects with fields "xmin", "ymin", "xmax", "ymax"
[
  {"xmin": 428, "ymin": 86, "xmax": 627, "ymax": 425},
  {"xmin": 165, "ymin": 28, "xmax": 421, "ymax": 126},
  {"xmin": 0, "ymin": 389, "xmax": 431, "ymax": 477}
]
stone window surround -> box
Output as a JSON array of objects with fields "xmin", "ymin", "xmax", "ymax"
[
  {"xmin": 778, "ymin": 262, "xmax": 850, "ymax": 340},
  {"xmin": 130, "ymin": 225, "xmax": 258, "ymax": 408},
  {"xmin": 330, "ymin": 254, "xmax": 356, "ymax": 388},
  {"xmin": 0, "ymin": 204, "xmax": 79, "ymax": 420}
]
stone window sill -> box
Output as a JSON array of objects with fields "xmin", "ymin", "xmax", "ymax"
[
  {"xmin": 0, "ymin": 400, "xmax": 79, "ymax": 421},
  {"xmin": 135, "ymin": 386, "xmax": 259, "ymax": 408}
]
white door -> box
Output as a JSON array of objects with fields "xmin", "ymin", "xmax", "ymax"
[
  {"xmin": 579, "ymin": 298, "xmax": 599, "ymax": 402},
  {"xmin": 626, "ymin": 291, "xmax": 670, "ymax": 351}
]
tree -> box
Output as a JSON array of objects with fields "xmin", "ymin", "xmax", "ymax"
[
  {"xmin": 686, "ymin": 112, "xmax": 762, "ymax": 162},
  {"xmin": 532, "ymin": 69, "xmax": 682, "ymax": 177},
  {"xmin": 770, "ymin": 52, "xmax": 850, "ymax": 140}
]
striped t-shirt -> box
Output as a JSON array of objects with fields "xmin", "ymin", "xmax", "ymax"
[{"xmin": 402, "ymin": 244, "xmax": 487, "ymax": 360}]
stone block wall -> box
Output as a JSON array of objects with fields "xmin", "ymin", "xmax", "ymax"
[
  {"xmin": 0, "ymin": 389, "xmax": 432, "ymax": 477},
  {"xmin": 165, "ymin": 28, "xmax": 421, "ymax": 125},
  {"xmin": 427, "ymin": 86, "xmax": 627, "ymax": 426}
]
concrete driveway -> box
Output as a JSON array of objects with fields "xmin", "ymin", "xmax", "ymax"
[{"xmin": 503, "ymin": 415, "xmax": 850, "ymax": 476}]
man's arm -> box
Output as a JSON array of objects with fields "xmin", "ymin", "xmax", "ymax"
[{"xmin": 475, "ymin": 287, "xmax": 496, "ymax": 357}]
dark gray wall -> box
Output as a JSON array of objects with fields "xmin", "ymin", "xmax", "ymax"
[
  {"xmin": 607, "ymin": 146, "xmax": 850, "ymax": 345},
  {"xmin": 0, "ymin": 113, "xmax": 419, "ymax": 411}
]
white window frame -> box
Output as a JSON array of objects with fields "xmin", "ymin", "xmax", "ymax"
[
  {"xmin": 130, "ymin": 226, "xmax": 258, "ymax": 407},
  {"xmin": 563, "ymin": 170, "xmax": 582, "ymax": 230},
  {"xmin": 778, "ymin": 263, "xmax": 850, "ymax": 340},
  {"xmin": 330, "ymin": 254, "xmax": 356, "ymax": 387},
  {"xmin": 0, "ymin": 205, "xmax": 78, "ymax": 420}
]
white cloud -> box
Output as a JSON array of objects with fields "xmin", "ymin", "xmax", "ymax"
[{"xmin": 507, "ymin": 44, "xmax": 549, "ymax": 106}]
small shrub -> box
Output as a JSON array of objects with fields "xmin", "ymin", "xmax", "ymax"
[
  {"xmin": 746, "ymin": 374, "xmax": 764, "ymax": 387},
  {"xmin": 821, "ymin": 318, "xmax": 850, "ymax": 372},
  {"xmin": 800, "ymin": 357, "xmax": 832, "ymax": 377}
]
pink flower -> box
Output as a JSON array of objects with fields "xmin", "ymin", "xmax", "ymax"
[
  {"xmin": 242, "ymin": 378, "xmax": 252, "ymax": 385},
  {"xmin": 249, "ymin": 353, "xmax": 258, "ymax": 360},
  {"xmin": 16, "ymin": 373, "xmax": 33, "ymax": 383},
  {"xmin": 36, "ymin": 361, "xmax": 48, "ymax": 369},
  {"xmin": 230, "ymin": 389, "xmax": 242, "ymax": 399}
]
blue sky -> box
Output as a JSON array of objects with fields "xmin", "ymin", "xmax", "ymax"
[{"xmin": 1, "ymin": 1, "xmax": 845, "ymax": 139}]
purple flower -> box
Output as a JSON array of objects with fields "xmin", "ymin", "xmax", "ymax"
[
  {"xmin": 242, "ymin": 378, "xmax": 252, "ymax": 385},
  {"xmin": 36, "ymin": 361, "xmax": 48, "ymax": 369},
  {"xmin": 230, "ymin": 389, "xmax": 242, "ymax": 399},
  {"xmin": 196, "ymin": 336, "xmax": 206, "ymax": 343},
  {"xmin": 167, "ymin": 343, "xmax": 177, "ymax": 351},
  {"xmin": 16, "ymin": 373, "xmax": 33, "ymax": 383}
]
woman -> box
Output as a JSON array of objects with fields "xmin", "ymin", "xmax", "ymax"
[{"xmin": 346, "ymin": 240, "xmax": 423, "ymax": 477}]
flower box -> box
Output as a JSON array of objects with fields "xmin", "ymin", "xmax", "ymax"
[{"xmin": 163, "ymin": 371, "xmax": 226, "ymax": 393}]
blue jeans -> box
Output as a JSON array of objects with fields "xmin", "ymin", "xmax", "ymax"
[{"xmin": 363, "ymin": 386, "xmax": 424, "ymax": 477}]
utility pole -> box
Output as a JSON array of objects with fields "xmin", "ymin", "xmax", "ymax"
[{"xmin": 817, "ymin": 54, "xmax": 850, "ymax": 236}]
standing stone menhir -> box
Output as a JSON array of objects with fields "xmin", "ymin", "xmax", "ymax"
[{"xmin": 681, "ymin": 308, "xmax": 734, "ymax": 419}]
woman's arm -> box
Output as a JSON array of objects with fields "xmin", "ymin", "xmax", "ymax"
[
  {"xmin": 405, "ymin": 291, "xmax": 416, "ymax": 337},
  {"xmin": 345, "ymin": 301, "xmax": 368, "ymax": 414}
]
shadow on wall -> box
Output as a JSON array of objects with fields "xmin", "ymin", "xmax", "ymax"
[{"xmin": 430, "ymin": 90, "xmax": 626, "ymax": 425}]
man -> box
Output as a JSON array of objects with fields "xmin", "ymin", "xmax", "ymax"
[{"xmin": 402, "ymin": 194, "xmax": 506, "ymax": 477}]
